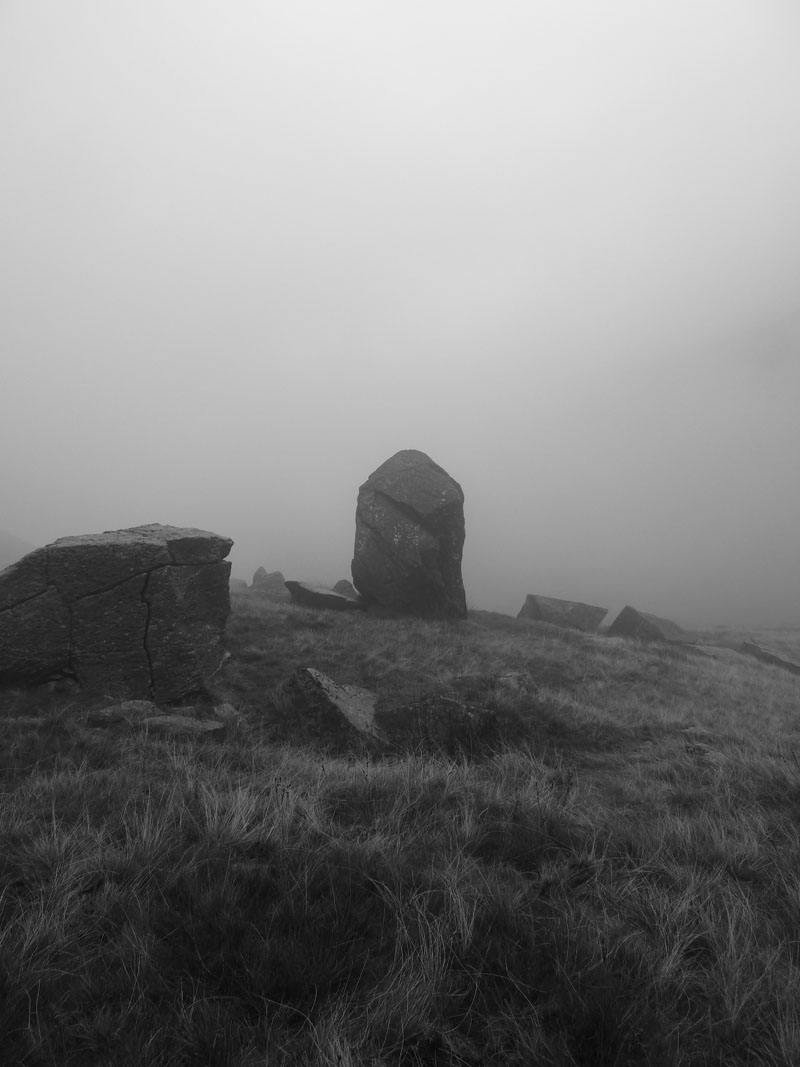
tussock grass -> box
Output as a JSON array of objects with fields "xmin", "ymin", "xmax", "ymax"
[{"xmin": 1, "ymin": 592, "xmax": 799, "ymax": 1063}]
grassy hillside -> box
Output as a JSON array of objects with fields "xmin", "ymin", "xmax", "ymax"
[{"xmin": 2, "ymin": 592, "xmax": 800, "ymax": 1065}]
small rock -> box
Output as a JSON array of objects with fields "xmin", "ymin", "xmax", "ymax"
[
  {"xmin": 86, "ymin": 700, "xmax": 159, "ymax": 726},
  {"xmin": 142, "ymin": 715, "xmax": 225, "ymax": 736},
  {"xmin": 281, "ymin": 667, "xmax": 379, "ymax": 741}
]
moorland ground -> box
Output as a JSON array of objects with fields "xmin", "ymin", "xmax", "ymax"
[{"xmin": 1, "ymin": 591, "xmax": 800, "ymax": 1066}]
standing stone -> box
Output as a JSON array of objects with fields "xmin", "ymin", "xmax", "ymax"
[
  {"xmin": 517, "ymin": 595, "xmax": 607, "ymax": 632},
  {"xmin": 0, "ymin": 524, "xmax": 233, "ymax": 699},
  {"xmin": 352, "ymin": 450, "xmax": 467, "ymax": 619}
]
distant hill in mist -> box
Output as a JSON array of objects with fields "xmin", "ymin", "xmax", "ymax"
[{"xmin": 0, "ymin": 530, "xmax": 36, "ymax": 571}]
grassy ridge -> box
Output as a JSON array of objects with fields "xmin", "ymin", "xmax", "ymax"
[{"xmin": 1, "ymin": 593, "xmax": 800, "ymax": 1064}]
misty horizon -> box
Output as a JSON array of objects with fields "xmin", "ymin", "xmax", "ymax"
[{"xmin": 2, "ymin": 2, "xmax": 799, "ymax": 630}]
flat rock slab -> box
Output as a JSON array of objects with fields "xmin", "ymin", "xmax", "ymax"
[
  {"xmin": 282, "ymin": 667, "xmax": 379, "ymax": 741},
  {"xmin": 608, "ymin": 605, "xmax": 694, "ymax": 643},
  {"xmin": 142, "ymin": 715, "xmax": 226, "ymax": 737},
  {"xmin": 0, "ymin": 524, "xmax": 233, "ymax": 700},
  {"xmin": 517, "ymin": 594, "xmax": 607, "ymax": 631},
  {"xmin": 86, "ymin": 701, "xmax": 235, "ymax": 732},
  {"xmin": 285, "ymin": 581, "xmax": 366, "ymax": 611},
  {"xmin": 740, "ymin": 642, "xmax": 800, "ymax": 676},
  {"xmin": 85, "ymin": 700, "xmax": 159, "ymax": 726}
]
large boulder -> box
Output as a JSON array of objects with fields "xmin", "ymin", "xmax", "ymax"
[
  {"xmin": 0, "ymin": 524, "xmax": 232, "ymax": 700},
  {"xmin": 517, "ymin": 594, "xmax": 607, "ymax": 632},
  {"xmin": 351, "ymin": 450, "xmax": 467, "ymax": 619},
  {"xmin": 608, "ymin": 606, "xmax": 693, "ymax": 643},
  {"xmin": 284, "ymin": 580, "xmax": 366, "ymax": 612}
]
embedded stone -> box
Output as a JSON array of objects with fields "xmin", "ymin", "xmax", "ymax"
[
  {"xmin": 517, "ymin": 595, "xmax": 607, "ymax": 632},
  {"xmin": 285, "ymin": 580, "xmax": 366, "ymax": 611}
]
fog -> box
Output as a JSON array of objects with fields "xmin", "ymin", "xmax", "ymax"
[{"xmin": 2, "ymin": 1, "xmax": 799, "ymax": 628}]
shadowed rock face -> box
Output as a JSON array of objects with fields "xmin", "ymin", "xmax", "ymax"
[
  {"xmin": 351, "ymin": 450, "xmax": 467, "ymax": 619},
  {"xmin": 284, "ymin": 581, "xmax": 366, "ymax": 612},
  {"xmin": 517, "ymin": 595, "xmax": 607, "ymax": 632},
  {"xmin": 608, "ymin": 605, "xmax": 693, "ymax": 643},
  {"xmin": 0, "ymin": 524, "xmax": 232, "ymax": 700}
]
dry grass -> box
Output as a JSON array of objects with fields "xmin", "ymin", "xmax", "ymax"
[{"xmin": 1, "ymin": 591, "xmax": 799, "ymax": 1064}]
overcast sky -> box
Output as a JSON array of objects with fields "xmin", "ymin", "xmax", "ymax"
[{"xmin": 2, "ymin": 0, "xmax": 799, "ymax": 628}]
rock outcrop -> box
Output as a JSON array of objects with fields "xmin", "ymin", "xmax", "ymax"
[
  {"xmin": 280, "ymin": 667, "xmax": 379, "ymax": 743},
  {"xmin": 0, "ymin": 524, "xmax": 232, "ymax": 700},
  {"xmin": 351, "ymin": 450, "xmax": 467, "ymax": 619},
  {"xmin": 284, "ymin": 580, "xmax": 366, "ymax": 612},
  {"xmin": 608, "ymin": 606, "xmax": 693, "ymax": 643},
  {"xmin": 333, "ymin": 578, "xmax": 358, "ymax": 598},
  {"xmin": 517, "ymin": 594, "xmax": 607, "ymax": 632}
]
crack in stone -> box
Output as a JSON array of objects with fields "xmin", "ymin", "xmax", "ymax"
[
  {"xmin": 65, "ymin": 564, "xmax": 170, "ymax": 603},
  {"xmin": 371, "ymin": 489, "xmax": 430, "ymax": 529},
  {"xmin": 140, "ymin": 571, "xmax": 155, "ymax": 698}
]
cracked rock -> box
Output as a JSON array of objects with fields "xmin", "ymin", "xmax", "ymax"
[
  {"xmin": 351, "ymin": 450, "xmax": 467, "ymax": 619},
  {"xmin": 0, "ymin": 524, "xmax": 233, "ymax": 699}
]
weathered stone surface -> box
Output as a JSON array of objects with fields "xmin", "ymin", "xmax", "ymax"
[
  {"xmin": 333, "ymin": 579, "xmax": 358, "ymax": 598},
  {"xmin": 0, "ymin": 586, "xmax": 71, "ymax": 679},
  {"xmin": 608, "ymin": 606, "xmax": 693, "ymax": 643},
  {"xmin": 282, "ymin": 667, "xmax": 379, "ymax": 741},
  {"xmin": 517, "ymin": 595, "xmax": 607, "ymax": 632},
  {"xmin": 285, "ymin": 580, "xmax": 366, "ymax": 611},
  {"xmin": 351, "ymin": 450, "xmax": 467, "ymax": 619},
  {"xmin": 145, "ymin": 563, "xmax": 232, "ymax": 702},
  {"xmin": 740, "ymin": 642, "xmax": 800, "ymax": 676},
  {"xmin": 0, "ymin": 524, "xmax": 233, "ymax": 699},
  {"xmin": 71, "ymin": 575, "xmax": 151, "ymax": 696}
]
